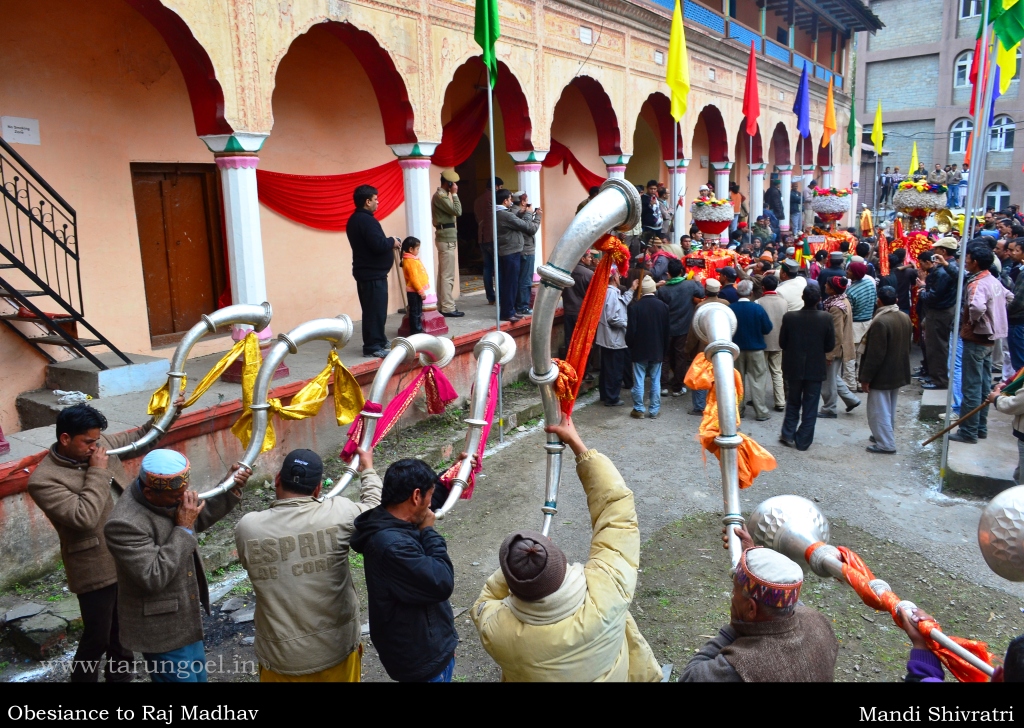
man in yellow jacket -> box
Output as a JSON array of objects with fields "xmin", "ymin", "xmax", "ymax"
[{"xmin": 471, "ymin": 416, "xmax": 662, "ymax": 682}]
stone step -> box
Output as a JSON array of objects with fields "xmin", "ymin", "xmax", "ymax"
[
  {"xmin": 919, "ymin": 387, "xmax": 953, "ymax": 421},
  {"xmin": 45, "ymin": 350, "xmax": 169, "ymax": 399},
  {"xmin": 943, "ymin": 414, "xmax": 1018, "ymax": 498}
]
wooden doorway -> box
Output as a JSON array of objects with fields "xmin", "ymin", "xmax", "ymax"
[{"xmin": 130, "ymin": 163, "xmax": 227, "ymax": 347}]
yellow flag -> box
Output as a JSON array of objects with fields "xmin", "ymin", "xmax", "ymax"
[
  {"xmin": 666, "ymin": 0, "xmax": 690, "ymax": 122},
  {"xmin": 821, "ymin": 78, "xmax": 837, "ymax": 149},
  {"xmin": 909, "ymin": 141, "xmax": 919, "ymax": 174},
  {"xmin": 997, "ymin": 39, "xmax": 1019, "ymax": 95},
  {"xmin": 870, "ymin": 101, "xmax": 884, "ymax": 156}
]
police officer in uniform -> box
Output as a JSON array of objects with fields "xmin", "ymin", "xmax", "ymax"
[{"xmin": 432, "ymin": 169, "xmax": 464, "ymax": 317}]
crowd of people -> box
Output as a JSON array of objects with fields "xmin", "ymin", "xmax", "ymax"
[{"xmin": 19, "ymin": 179, "xmax": 1024, "ymax": 686}]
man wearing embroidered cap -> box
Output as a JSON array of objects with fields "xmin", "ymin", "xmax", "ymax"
[
  {"xmin": 104, "ymin": 449, "xmax": 250, "ymax": 682},
  {"xmin": 681, "ymin": 528, "xmax": 838, "ymax": 682},
  {"xmin": 235, "ymin": 447, "xmax": 381, "ymax": 681},
  {"xmin": 431, "ymin": 168, "xmax": 464, "ymax": 318},
  {"xmin": 471, "ymin": 416, "xmax": 661, "ymax": 682}
]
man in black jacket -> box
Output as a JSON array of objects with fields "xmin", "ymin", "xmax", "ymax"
[
  {"xmin": 918, "ymin": 250, "xmax": 956, "ymax": 389},
  {"xmin": 495, "ymin": 189, "xmax": 539, "ymax": 322},
  {"xmin": 350, "ymin": 458, "xmax": 458, "ymax": 682},
  {"xmin": 657, "ymin": 258, "xmax": 703, "ymax": 396},
  {"xmin": 763, "ymin": 178, "xmax": 785, "ymax": 226},
  {"xmin": 627, "ymin": 276, "xmax": 670, "ymax": 419},
  {"xmin": 778, "ymin": 286, "xmax": 836, "ymax": 451},
  {"xmin": 347, "ymin": 185, "xmax": 401, "ymax": 358},
  {"xmin": 641, "ymin": 180, "xmax": 664, "ymax": 242},
  {"xmin": 816, "ymin": 251, "xmax": 846, "ymax": 292}
]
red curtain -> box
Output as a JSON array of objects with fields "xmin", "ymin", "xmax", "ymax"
[
  {"xmin": 255, "ymin": 160, "xmax": 404, "ymax": 231},
  {"xmin": 431, "ymin": 92, "xmax": 489, "ymax": 168},
  {"xmin": 544, "ymin": 139, "xmax": 606, "ymax": 191}
]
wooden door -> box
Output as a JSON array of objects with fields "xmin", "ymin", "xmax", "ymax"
[{"xmin": 131, "ymin": 164, "xmax": 226, "ymax": 347}]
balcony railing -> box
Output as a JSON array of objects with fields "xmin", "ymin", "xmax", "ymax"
[{"xmin": 643, "ymin": 0, "xmax": 844, "ymax": 90}]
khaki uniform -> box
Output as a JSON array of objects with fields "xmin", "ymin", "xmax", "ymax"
[{"xmin": 432, "ymin": 188, "xmax": 462, "ymax": 313}]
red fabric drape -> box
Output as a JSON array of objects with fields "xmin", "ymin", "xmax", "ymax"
[
  {"xmin": 256, "ymin": 160, "xmax": 404, "ymax": 231},
  {"xmin": 432, "ymin": 92, "xmax": 489, "ymax": 168},
  {"xmin": 544, "ymin": 139, "xmax": 607, "ymax": 191}
]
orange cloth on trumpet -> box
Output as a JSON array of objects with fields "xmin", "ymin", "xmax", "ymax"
[
  {"xmin": 835, "ymin": 545, "xmax": 994, "ymax": 683},
  {"xmin": 683, "ymin": 353, "xmax": 776, "ymax": 490}
]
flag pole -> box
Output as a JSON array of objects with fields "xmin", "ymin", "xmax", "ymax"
[
  {"xmin": 485, "ymin": 65, "xmax": 504, "ymax": 444},
  {"xmin": 938, "ymin": 2, "xmax": 993, "ymax": 488},
  {"xmin": 673, "ymin": 120, "xmax": 679, "ymax": 243}
]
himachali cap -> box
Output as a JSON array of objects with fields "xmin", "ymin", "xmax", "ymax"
[
  {"xmin": 704, "ymin": 278, "xmax": 722, "ymax": 293},
  {"xmin": 441, "ymin": 169, "xmax": 460, "ymax": 183},
  {"xmin": 736, "ymin": 547, "xmax": 804, "ymax": 608},
  {"xmin": 933, "ymin": 237, "xmax": 959, "ymax": 250},
  {"xmin": 829, "ymin": 251, "xmax": 845, "ymax": 261},
  {"xmin": 140, "ymin": 449, "xmax": 190, "ymax": 491}
]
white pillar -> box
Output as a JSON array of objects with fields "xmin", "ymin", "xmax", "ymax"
[
  {"xmin": 711, "ymin": 162, "xmax": 733, "ymax": 243},
  {"xmin": 749, "ymin": 162, "xmax": 767, "ymax": 222},
  {"xmin": 664, "ymin": 158, "xmax": 689, "ymax": 246},
  {"xmin": 821, "ymin": 165, "xmax": 835, "ymax": 188},
  {"xmin": 203, "ymin": 132, "xmax": 271, "ymax": 339},
  {"xmin": 511, "ymin": 150, "xmax": 548, "ymax": 280},
  {"xmin": 778, "ymin": 165, "xmax": 793, "ymax": 232},
  {"xmin": 802, "ymin": 164, "xmax": 816, "ymax": 188},
  {"xmin": 602, "ymin": 154, "xmax": 632, "ymax": 179},
  {"xmin": 390, "ymin": 143, "xmax": 440, "ymax": 312}
]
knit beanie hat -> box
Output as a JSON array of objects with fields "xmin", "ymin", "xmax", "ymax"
[
  {"xmin": 641, "ymin": 276, "xmax": 657, "ymax": 295},
  {"xmin": 847, "ymin": 261, "xmax": 868, "ymax": 279},
  {"xmin": 499, "ymin": 530, "xmax": 567, "ymax": 601}
]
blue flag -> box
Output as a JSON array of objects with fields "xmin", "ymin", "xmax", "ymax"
[{"xmin": 793, "ymin": 62, "xmax": 811, "ymax": 139}]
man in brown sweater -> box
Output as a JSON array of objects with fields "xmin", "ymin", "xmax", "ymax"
[
  {"xmin": 859, "ymin": 285, "xmax": 913, "ymax": 454},
  {"xmin": 680, "ymin": 528, "xmax": 838, "ymax": 682},
  {"xmin": 27, "ymin": 403, "xmax": 158, "ymax": 682}
]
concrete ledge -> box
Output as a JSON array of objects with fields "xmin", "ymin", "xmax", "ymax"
[
  {"xmin": 943, "ymin": 415, "xmax": 1018, "ymax": 498},
  {"xmin": 919, "ymin": 388, "xmax": 952, "ymax": 421},
  {"xmin": 45, "ymin": 351, "xmax": 169, "ymax": 399}
]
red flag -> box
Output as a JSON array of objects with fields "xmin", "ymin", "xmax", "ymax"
[
  {"xmin": 969, "ymin": 36, "xmax": 984, "ymax": 116},
  {"xmin": 742, "ymin": 41, "xmax": 760, "ymax": 136}
]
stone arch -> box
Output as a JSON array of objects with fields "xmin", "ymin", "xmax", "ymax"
[
  {"xmin": 641, "ymin": 92, "xmax": 683, "ymax": 161},
  {"xmin": 440, "ymin": 57, "xmax": 533, "ymax": 152},
  {"xmin": 267, "ymin": 18, "xmax": 416, "ymax": 145},
  {"xmin": 694, "ymin": 105, "xmax": 729, "ymax": 163},
  {"xmin": 124, "ymin": 0, "xmax": 231, "ymax": 136},
  {"xmin": 769, "ymin": 122, "xmax": 792, "ymax": 166},
  {"xmin": 737, "ymin": 120, "xmax": 764, "ymax": 164},
  {"xmin": 551, "ymin": 76, "xmax": 622, "ymax": 157}
]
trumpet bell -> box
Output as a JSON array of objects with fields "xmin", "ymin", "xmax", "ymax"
[
  {"xmin": 978, "ymin": 485, "xmax": 1024, "ymax": 582},
  {"xmin": 747, "ymin": 495, "xmax": 830, "ymax": 570}
]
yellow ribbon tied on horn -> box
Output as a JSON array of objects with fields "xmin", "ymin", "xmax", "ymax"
[
  {"xmin": 231, "ymin": 349, "xmax": 365, "ymax": 454},
  {"xmin": 147, "ymin": 332, "xmax": 262, "ymax": 417}
]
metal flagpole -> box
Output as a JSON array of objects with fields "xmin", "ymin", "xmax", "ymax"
[
  {"xmin": 673, "ymin": 121, "xmax": 678, "ymax": 242},
  {"xmin": 749, "ymin": 135, "xmax": 753, "ymax": 233},
  {"xmin": 486, "ymin": 65, "xmax": 504, "ymax": 444},
  {"xmin": 873, "ymin": 153, "xmax": 879, "ymax": 220},
  {"xmin": 938, "ymin": 3, "xmax": 994, "ymax": 487}
]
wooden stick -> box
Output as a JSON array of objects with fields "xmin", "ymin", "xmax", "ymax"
[{"xmin": 920, "ymin": 400, "xmax": 990, "ymax": 446}]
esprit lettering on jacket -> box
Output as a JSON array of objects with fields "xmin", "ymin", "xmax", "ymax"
[{"xmin": 243, "ymin": 527, "xmax": 344, "ymax": 580}]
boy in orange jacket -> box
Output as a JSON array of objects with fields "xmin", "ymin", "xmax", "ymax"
[{"xmin": 402, "ymin": 237, "xmax": 429, "ymax": 334}]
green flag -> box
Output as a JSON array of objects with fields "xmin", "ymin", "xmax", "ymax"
[
  {"xmin": 846, "ymin": 77, "xmax": 857, "ymax": 157},
  {"xmin": 995, "ymin": 0, "xmax": 1024, "ymax": 48},
  {"xmin": 475, "ymin": 0, "xmax": 501, "ymax": 87}
]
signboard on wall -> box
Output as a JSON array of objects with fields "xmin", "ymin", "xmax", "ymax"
[
  {"xmin": 700, "ymin": 155, "xmax": 709, "ymax": 168},
  {"xmin": 1, "ymin": 117, "xmax": 40, "ymax": 145}
]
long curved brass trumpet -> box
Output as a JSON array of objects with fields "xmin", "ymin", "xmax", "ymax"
[
  {"xmin": 107, "ymin": 302, "xmax": 273, "ymax": 458},
  {"xmin": 527, "ymin": 178, "xmax": 640, "ymax": 536},
  {"xmin": 324, "ymin": 333, "xmax": 456, "ymax": 499},
  {"xmin": 199, "ymin": 316, "xmax": 354, "ymax": 500},
  {"xmin": 747, "ymin": 494, "xmax": 995, "ymax": 677},
  {"xmin": 435, "ymin": 330, "xmax": 516, "ymax": 519}
]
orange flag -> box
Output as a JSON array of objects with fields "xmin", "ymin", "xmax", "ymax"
[{"xmin": 822, "ymin": 78, "xmax": 837, "ymax": 149}]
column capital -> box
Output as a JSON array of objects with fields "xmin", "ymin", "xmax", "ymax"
[
  {"xmin": 201, "ymin": 132, "xmax": 268, "ymax": 153},
  {"xmin": 215, "ymin": 155, "xmax": 259, "ymax": 170},
  {"xmin": 802, "ymin": 165, "xmax": 817, "ymax": 174},
  {"xmin": 711, "ymin": 161, "xmax": 733, "ymax": 172},
  {"xmin": 664, "ymin": 158, "xmax": 690, "ymax": 170},
  {"xmin": 510, "ymin": 150, "xmax": 549, "ymax": 163},
  {"xmin": 820, "ymin": 165, "xmax": 836, "ymax": 172},
  {"xmin": 389, "ymin": 142, "xmax": 440, "ymax": 158},
  {"xmin": 776, "ymin": 164, "xmax": 794, "ymax": 173},
  {"xmin": 750, "ymin": 163, "xmax": 768, "ymax": 173},
  {"xmin": 601, "ymin": 153, "xmax": 632, "ymax": 166},
  {"xmin": 397, "ymin": 158, "xmax": 432, "ymax": 170},
  {"xmin": 605, "ymin": 165, "xmax": 627, "ymax": 177}
]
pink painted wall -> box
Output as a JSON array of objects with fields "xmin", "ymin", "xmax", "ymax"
[
  {"xmin": 259, "ymin": 24, "xmax": 408, "ymax": 328},
  {"xmin": 543, "ymin": 84, "xmax": 604, "ymax": 261}
]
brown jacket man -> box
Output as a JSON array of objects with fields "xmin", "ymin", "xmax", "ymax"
[{"xmin": 104, "ymin": 451, "xmax": 244, "ymax": 660}]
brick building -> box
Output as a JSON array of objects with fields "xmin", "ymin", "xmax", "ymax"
[{"xmin": 856, "ymin": 0, "xmax": 1023, "ymax": 211}]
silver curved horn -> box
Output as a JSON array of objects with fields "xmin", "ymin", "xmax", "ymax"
[
  {"xmin": 528, "ymin": 178, "xmax": 641, "ymax": 536},
  {"xmin": 199, "ymin": 315, "xmax": 354, "ymax": 500},
  {"xmin": 978, "ymin": 484, "xmax": 1024, "ymax": 582},
  {"xmin": 691, "ymin": 302, "xmax": 744, "ymax": 568},
  {"xmin": 108, "ymin": 303, "xmax": 273, "ymax": 458},
  {"xmin": 324, "ymin": 334, "xmax": 457, "ymax": 499},
  {"xmin": 748, "ymin": 494, "xmax": 995, "ymax": 676},
  {"xmin": 435, "ymin": 331, "xmax": 516, "ymax": 519}
]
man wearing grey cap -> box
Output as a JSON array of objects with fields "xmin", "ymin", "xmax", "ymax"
[
  {"xmin": 235, "ymin": 447, "xmax": 382, "ymax": 681},
  {"xmin": 775, "ymin": 260, "xmax": 807, "ymax": 312},
  {"xmin": 472, "ymin": 416, "xmax": 661, "ymax": 682}
]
